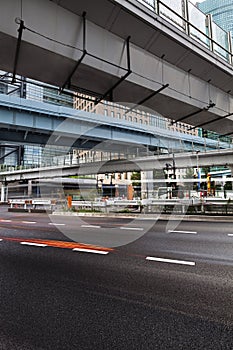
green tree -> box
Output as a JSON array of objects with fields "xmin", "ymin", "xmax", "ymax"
[
  {"xmin": 131, "ymin": 172, "xmax": 141, "ymax": 197},
  {"xmin": 183, "ymin": 168, "xmax": 195, "ymax": 191}
]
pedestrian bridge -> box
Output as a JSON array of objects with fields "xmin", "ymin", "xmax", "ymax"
[{"xmin": 1, "ymin": 0, "xmax": 233, "ymax": 135}]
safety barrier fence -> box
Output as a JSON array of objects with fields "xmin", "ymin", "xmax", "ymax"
[
  {"xmin": 8, "ymin": 199, "xmax": 56, "ymax": 212},
  {"xmin": 7, "ymin": 197, "xmax": 233, "ymax": 215}
]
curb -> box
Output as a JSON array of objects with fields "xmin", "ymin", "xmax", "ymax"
[{"xmin": 52, "ymin": 211, "xmax": 233, "ymax": 222}]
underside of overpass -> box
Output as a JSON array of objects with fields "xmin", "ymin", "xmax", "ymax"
[{"xmin": 0, "ymin": 0, "xmax": 233, "ymax": 136}]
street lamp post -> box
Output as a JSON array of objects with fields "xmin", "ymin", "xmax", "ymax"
[{"xmin": 196, "ymin": 150, "xmax": 200, "ymax": 191}]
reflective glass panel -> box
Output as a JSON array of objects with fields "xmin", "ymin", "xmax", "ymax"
[
  {"xmin": 136, "ymin": 0, "xmax": 156, "ymax": 11},
  {"xmin": 188, "ymin": 2, "xmax": 209, "ymax": 47},
  {"xmin": 159, "ymin": 0, "xmax": 186, "ymax": 31},
  {"xmin": 212, "ymin": 22, "xmax": 229, "ymax": 61}
]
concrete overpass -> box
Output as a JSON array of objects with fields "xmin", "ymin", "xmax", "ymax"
[
  {"xmin": 0, "ymin": 93, "xmax": 228, "ymax": 153},
  {"xmin": 1, "ymin": 149, "xmax": 233, "ymax": 182},
  {"xmin": 1, "ymin": 0, "xmax": 233, "ymax": 136}
]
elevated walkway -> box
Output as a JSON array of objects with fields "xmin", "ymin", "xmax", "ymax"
[
  {"xmin": 0, "ymin": 0, "xmax": 233, "ymax": 134},
  {"xmin": 1, "ymin": 149, "xmax": 233, "ymax": 181}
]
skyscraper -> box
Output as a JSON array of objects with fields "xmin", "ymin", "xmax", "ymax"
[{"xmin": 197, "ymin": 0, "xmax": 233, "ymax": 36}]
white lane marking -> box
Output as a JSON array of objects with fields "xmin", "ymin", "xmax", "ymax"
[
  {"xmin": 228, "ymin": 234, "xmax": 233, "ymax": 237},
  {"xmin": 146, "ymin": 256, "xmax": 196, "ymax": 266},
  {"xmin": 120, "ymin": 227, "xmax": 144, "ymax": 231},
  {"xmin": 72, "ymin": 248, "xmax": 109, "ymax": 255},
  {"xmin": 81, "ymin": 225, "xmax": 101, "ymax": 229},
  {"xmin": 49, "ymin": 223, "xmax": 65, "ymax": 226},
  {"xmin": 168, "ymin": 230, "xmax": 197, "ymax": 234},
  {"xmin": 21, "ymin": 221, "xmax": 37, "ymax": 224},
  {"xmin": 0, "ymin": 219, "xmax": 12, "ymax": 222},
  {"xmin": 0, "ymin": 239, "xmax": 2, "ymax": 241},
  {"xmin": 20, "ymin": 242, "xmax": 47, "ymax": 247}
]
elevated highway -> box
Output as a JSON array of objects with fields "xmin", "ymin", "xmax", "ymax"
[
  {"xmin": 0, "ymin": 93, "xmax": 227, "ymax": 153},
  {"xmin": 1, "ymin": 149, "xmax": 233, "ymax": 182},
  {"xmin": 1, "ymin": 0, "xmax": 233, "ymax": 135}
]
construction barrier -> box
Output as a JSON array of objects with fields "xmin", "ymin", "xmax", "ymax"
[{"xmin": 8, "ymin": 199, "xmax": 57, "ymax": 212}]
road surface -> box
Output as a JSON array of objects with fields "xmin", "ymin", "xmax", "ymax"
[{"xmin": 0, "ymin": 207, "xmax": 233, "ymax": 349}]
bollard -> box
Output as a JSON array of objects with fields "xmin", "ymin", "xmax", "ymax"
[{"xmin": 67, "ymin": 196, "xmax": 72, "ymax": 209}]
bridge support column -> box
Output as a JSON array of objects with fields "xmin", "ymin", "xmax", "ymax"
[
  {"xmin": 141, "ymin": 170, "xmax": 154, "ymax": 199},
  {"xmin": 28, "ymin": 180, "xmax": 32, "ymax": 197},
  {"xmin": 227, "ymin": 166, "xmax": 233, "ymax": 174},
  {"xmin": 226, "ymin": 166, "xmax": 233, "ymax": 194},
  {"xmin": 1, "ymin": 183, "xmax": 8, "ymax": 203}
]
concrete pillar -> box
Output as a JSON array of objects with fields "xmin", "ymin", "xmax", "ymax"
[
  {"xmin": 28, "ymin": 180, "xmax": 32, "ymax": 197},
  {"xmin": 1, "ymin": 183, "xmax": 8, "ymax": 202},
  {"xmin": 228, "ymin": 165, "xmax": 233, "ymax": 175},
  {"xmin": 141, "ymin": 170, "xmax": 154, "ymax": 199},
  {"xmin": 227, "ymin": 165, "xmax": 233, "ymax": 196}
]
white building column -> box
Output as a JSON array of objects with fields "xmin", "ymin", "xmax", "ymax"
[
  {"xmin": 141, "ymin": 170, "xmax": 154, "ymax": 199},
  {"xmin": 1, "ymin": 183, "xmax": 8, "ymax": 202},
  {"xmin": 28, "ymin": 180, "xmax": 32, "ymax": 197}
]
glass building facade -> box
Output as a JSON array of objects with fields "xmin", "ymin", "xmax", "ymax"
[{"xmin": 197, "ymin": 0, "xmax": 233, "ymax": 37}]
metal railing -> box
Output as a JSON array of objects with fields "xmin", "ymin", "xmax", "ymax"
[
  {"xmin": 9, "ymin": 197, "xmax": 233, "ymax": 216},
  {"xmin": 135, "ymin": 0, "xmax": 233, "ymax": 65}
]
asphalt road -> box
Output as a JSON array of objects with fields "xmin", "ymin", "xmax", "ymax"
[{"xmin": 1, "ymin": 207, "xmax": 233, "ymax": 349}]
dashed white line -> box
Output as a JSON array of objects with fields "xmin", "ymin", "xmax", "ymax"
[
  {"xmin": 21, "ymin": 221, "xmax": 37, "ymax": 224},
  {"xmin": 227, "ymin": 234, "xmax": 233, "ymax": 237},
  {"xmin": 49, "ymin": 223, "xmax": 65, "ymax": 226},
  {"xmin": 0, "ymin": 239, "xmax": 2, "ymax": 241},
  {"xmin": 20, "ymin": 242, "xmax": 47, "ymax": 247},
  {"xmin": 81, "ymin": 225, "xmax": 101, "ymax": 229},
  {"xmin": 0, "ymin": 219, "xmax": 12, "ymax": 222},
  {"xmin": 168, "ymin": 230, "xmax": 197, "ymax": 234},
  {"xmin": 72, "ymin": 248, "xmax": 109, "ymax": 255},
  {"xmin": 120, "ymin": 227, "xmax": 144, "ymax": 231},
  {"xmin": 146, "ymin": 256, "xmax": 196, "ymax": 266}
]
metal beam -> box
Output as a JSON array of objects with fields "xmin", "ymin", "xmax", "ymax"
[
  {"xmin": 189, "ymin": 113, "xmax": 233, "ymax": 130},
  {"xmin": 125, "ymin": 83, "xmax": 169, "ymax": 115},
  {"xmin": 12, "ymin": 19, "xmax": 25, "ymax": 84},
  {"xmin": 188, "ymin": 111, "xmax": 233, "ymax": 130},
  {"xmin": 95, "ymin": 36, "xmax": 132, "ymax": 105},
  {"xmin": 172, "ymin": 102, "xmax": 215, "ymax": 125},
  {"xmin": 0, "ymin": 146, "xmax": 19, "ymax": 163},
  {"xmin": 220, "ymin": 130, "xmax": 233, "ymax": 137},
  {"xmin": 60, "ymin": 12, "xmax": 87, "ymax": 92}
]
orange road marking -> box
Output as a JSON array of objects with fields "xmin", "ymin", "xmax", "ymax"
[{"xmin": 0, "ymin": 237, "xmax": 113, "ymax": 252}]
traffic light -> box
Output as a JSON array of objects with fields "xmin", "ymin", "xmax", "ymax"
[
  {"xmin": 18, "ymin": 145, "xmax": 24, "ymax": 165},
  {"xmin": 202, "ymin": 129, "xmax": 208, "ymax": 138},
  {"xmin": 207, "ymin": 173, "xmax": 211, "ymax": 193}
]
